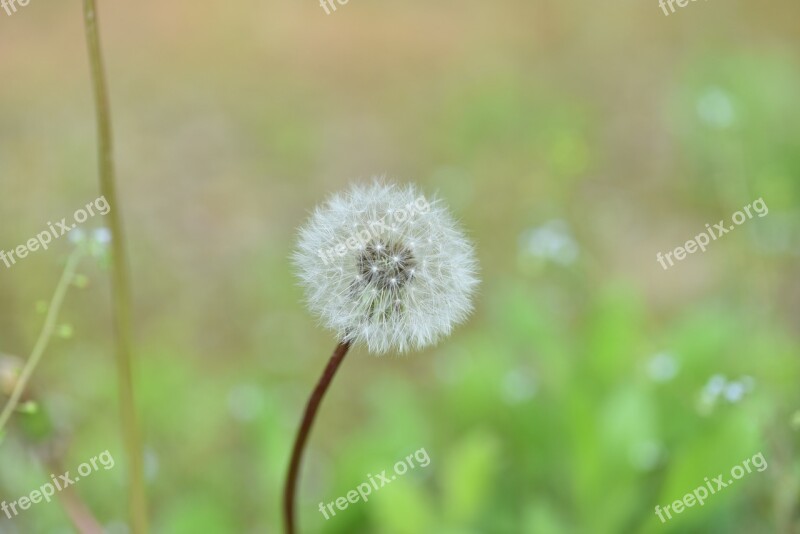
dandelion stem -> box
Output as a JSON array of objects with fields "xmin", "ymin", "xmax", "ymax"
[
  {"xmin": 283, "ymin": 340, "xmax": 352, "ymax": 534},
  {"xmin": 0, "ymin": 249, "xmax": 82, "ymax": 434},
  {"xmin": 82, "ymin": 1, "xmax": 149, "ymax": 532}
]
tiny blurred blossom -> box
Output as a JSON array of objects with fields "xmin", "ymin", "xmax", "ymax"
[
  {"xmin": 697, "ymin": 375, "xmax": 725, "ymax": 415},
  {"xmin": 502, "ymin": 368, "xmax": 537, "ymax": 404},
  {"xmin": 646, "ymin": 352, "xmax": 679, "ymax": 382},
  {"xmin": 705, "ymin": 374, "xmax": 727, "ymax": 396},
  {"xmin": 698, "ymin": 374, "xmax": 753, "ymax": 413},
  {"xmin": 89, "ymin": 227, "xmax": 112, "ymax": 258},
  {"xmin": 93, "ymin": 227, "xmax": 112, "ymax": 244},
  {"xmin": 696, "ymin": 87, "xmax": 735, "ymax": 129},
  {"xmin": 518, "ymin": 219, "xmax": 579, "ymax": 266},
  {"xmin": 228, "ymin": 384, "xmax": 265, "ymax": 422},
  {"xmin": 630, "ymin": 440, "xmax": 663, "ymax": 471},
  {"xmin": 35, "ymin": 300, "xmax": 48, "ymax": 314},
  {"xmin": 0, "ymin": 355, "xmax": 23, "ymax": 396},
  {"xmin": 57, "ymin": 324, "xmax": 74, "ymax": 339},
  {"xmin": 17, "ymin": 401, "xmax": 38, "ymax": 414},
  {"xmin": 68, "ymin": 228, "xmax": 87, "ymax": 244},
  {"xmin": 72, "ymin": 274, "xmax": 89, "ymax": 289},
  {"xmin": 723, "ymin": 381, "xmax": 746, "ymax": 403},
  {"xmin": 144, "ymin": 448, "xmax": 159, "ymax": 481}
]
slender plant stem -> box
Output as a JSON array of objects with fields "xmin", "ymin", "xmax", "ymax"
[
  {"xmin": 82, "ymin": 2, "xmax": 149, "ymax": 532},
  {"xmin": 284, "ymin": 340, "xmax": 352, "ymax": 534},
  {"xmin": 0, "ymin": 250, "xmax": 82, "ymax": 434},
  {"xmin": 55, "ymin": 485, "xmax": 105, "ymax": 534},
  {"xmin": 43, "ymin": 456, "xmax": 104, "ymax": 534}
]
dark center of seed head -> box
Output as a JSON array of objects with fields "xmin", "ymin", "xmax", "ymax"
[{"xmin": 357, "ymin": 240, "xmax": 416, "ymax": 291}]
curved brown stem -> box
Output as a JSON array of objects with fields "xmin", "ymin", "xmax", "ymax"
[{"xmin": 283, "ymin": 340, "xmax": 351, "ymax": 534}]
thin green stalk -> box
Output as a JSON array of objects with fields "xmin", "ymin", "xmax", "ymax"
[
  {"xmin": 0, "ymin": 250, "xmax": 82, "ymax": 434},
  {"xmin": 82, "ymin": 1, "xmax": 149, "ymax": 532}
]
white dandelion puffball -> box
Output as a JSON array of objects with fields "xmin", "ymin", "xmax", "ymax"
[{"xmin": 294, "ymin": 181, "xmax": 479, "ymax": 354}]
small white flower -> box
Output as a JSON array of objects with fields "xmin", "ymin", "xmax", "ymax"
[
  {"xmin": 723, "ymin": 382, "xmax": 745, "ymax": 403},
  {"xmin": 696, "ymin": 87, "xmax": 735, "ymax": 129},
  {"xmin": 646, "ymin": 352, "xmax": 679, "ymax": 382},
  {"xmin": 630, "ymin": 440, "xmax": 663, "ymax": 471},
  {"xmin": 293, "ymin": 181, "xmax": 479, "ymax": 353},
  {"xmin": 705, "ymin": 374, "xmax": 727, "ymax": 396},
  {"xmin": 93, "ymin": 227, "xmax": 112, "ymax": 244},
  {"xmin": 518, "ymin": 219, "xmax": 579, "ymax": 266},
  {"xmin": 68, "ymin": 228, "xmax": 86, "ymax": 244},
  {"xmin": 227, "ymin": 384, "xmax": 265, "ymax": 422},
  {"xmin": 502, "ymin": 368, "xmax": 537, "ymax": 404}
]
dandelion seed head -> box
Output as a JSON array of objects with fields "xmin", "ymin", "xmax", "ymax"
[{"xmin": 293, "ymin": 181, "xmax": 479, "ymax": 353}]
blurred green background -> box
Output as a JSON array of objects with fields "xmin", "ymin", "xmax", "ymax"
[{"xmin": 1, "ymin": 0, "xmax": 799, "ymax": 532}]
